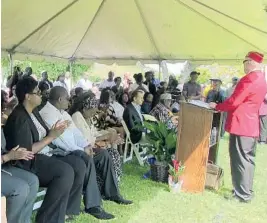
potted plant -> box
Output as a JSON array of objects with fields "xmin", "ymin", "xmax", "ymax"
[
  {"xmin": 168, "ymin": 160, "xmax": 185, "ymax": 193},
  {"xmin": 138, "ymin": 121, "xmax": 177, "ymax": 183}
]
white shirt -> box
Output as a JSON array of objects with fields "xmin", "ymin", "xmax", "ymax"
[
  {"xmin": 99, "ymin": 80, "xmax": 115, "ymax": 89},
  {"xmin": 71, "ymin": 111, "xmax": 96, "ymax": 146},
  {"xmin": 110, "ymin": 101, "xmax": 124, "ymax": 120},
  {"xmin": 39, "ymin": 102, "xmax": 89, "ymax": 152},
  {"xmin": 29, "ymin": 114, "xmax": 52, "ymax": 156},
  {"xmin": 53, "ymin": 81, "xmax": 69, "ymax": 92},
  {"xmin": 76, "ymin": 78, "xmax": 93, "ymax": 90},
  {"xmin": 132, "ymin": 102, "xmax": 143, "ymax": 122},
  {"xmin": 129, "ymin": 83, "xmax": 149, "ymax": 93},
  {"xmin": 65, "ymin": 78, "xmax": 72, "ymax": 92}
]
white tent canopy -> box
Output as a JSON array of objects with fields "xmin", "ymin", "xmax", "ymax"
[{"xmin": 2, "ymin": 0, "xmax": 267, "ymax": 65}]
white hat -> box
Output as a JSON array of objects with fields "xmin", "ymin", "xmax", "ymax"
[{"xmin": 160, "ymin": 93, "xmax": 172, "ymax": 100}]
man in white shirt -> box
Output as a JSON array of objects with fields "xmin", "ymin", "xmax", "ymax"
[
  {"xmin": 75, "ymin": 72, "xmax": 93, "ymax": 91},
  {"xmin": 99, "ymin": 71, "xmax": 116, "ymax": 90},
  {"xmin": 40, "ymin": 87, "xmax": 132, "ymax": 220},
  {"xmin": 53, "ymin": 73, "xmax": 69, "ymax": 93},
  {"xmin": 65, "ymin": 71, "xmax": 72, "ymax": 92}
]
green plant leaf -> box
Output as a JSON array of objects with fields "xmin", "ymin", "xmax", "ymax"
[
  {"xmin": 158, "ymin": 121, "xmax": 168, "ymax": 138},
  {"xmin": 143, "ymin": 121, "xmax": 157, "ymax": 132},
  {"xmin": 165, "ymin": 132, "xmax": 176, "ymax": 150}
]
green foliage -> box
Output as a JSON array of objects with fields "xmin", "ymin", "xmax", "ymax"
[
  {"xmin": 195, "ymin": 68, "xmax": 212, "ymax": 84},
  {"xmin": 19, "ymin": 60, "xmax": 68, "ymax": 81},
  {"xmin": 140, "ymin": 121, "xmax": 177, "ymax": 163},
  {"xmin": 71, "ymin": 62, "xmax": 92, "ymax": 82},
  {"xmin": 195, "ymin": 64, "xmax": 244, "ymax": 85},
  {"xmin": 1, "ymin": 58, "xmax": 95, "ymax": 82},
  {"xmin": 168, "ymin": 161, "xmax": 185, "ymax": 183},
  {"xmin": 1, "ymin": 57, "xmax": 9, "ymax": 68}
]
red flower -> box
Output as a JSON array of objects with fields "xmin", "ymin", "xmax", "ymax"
[{"xmin": 172, "ymin": 160, "xmax": 179, "ymax": 172}]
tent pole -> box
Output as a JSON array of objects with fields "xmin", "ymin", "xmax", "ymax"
[
  {"xmin": 69, "ymin": 60, "xmax": 73, "ymax": 89},
  {"xmin": 158, "ymin": 60, "xmax": 161, "ymax": 81},
  {"xmin": 8, "ymin": 53, "xmax": 13, "ymax": 75}
]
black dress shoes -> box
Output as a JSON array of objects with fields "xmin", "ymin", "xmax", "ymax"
[
  {"xmin": 85, "ymin": 207, "xmax": 115, "ymax": 220},
  {"xmin": 107, "ymin": 195, "xmax": 133, "ymax": 205},
  {"xmin": 224, "ymin": 193, "xmax": 251, "ymax": 203}
]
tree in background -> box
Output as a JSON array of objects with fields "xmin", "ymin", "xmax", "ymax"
[
  {"xmin": 2, "ymin": 58, "xmax": 245, "ymax": 87},
  {"xmin": 195, "ymin": 64, "xmax": 244, "ymax": 86},
  {"xmin": 1, "ymin": 58, "xmax": 103, "ymax": 84}
]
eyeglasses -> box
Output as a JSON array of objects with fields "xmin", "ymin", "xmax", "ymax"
[
  {"xmin": 243, "ymin": 60, "xmax": 251, "ymax": 64},
  {"xmin": 29, "ymin": 91, "xmax": 41, "ymax": 96}
]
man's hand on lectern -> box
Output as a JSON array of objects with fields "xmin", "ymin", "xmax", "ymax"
[{"xmin": 209, "ymin": 102, "xmax": 217, "ymax": 109}]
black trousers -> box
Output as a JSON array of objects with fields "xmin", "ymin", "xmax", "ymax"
[
  {"xmin": 229, "ymin": 134, "xmax": 257, "ymax": 201},
  {"xmin": 33, "ymin": 154, "xmax": 86, "ymax": 223},
  {"xmin": 259, "ymin": 115, "xmax": 267, "ymax": 143},
  {"xmin": 220, "ymin": 112, "xmax": 227, "ymax": 137},
  {"xmin": 72, "ymin": 149, "xmax": 119, "ymax": 209},
  {"xmin": 55, "ymin": 154, "xmax": 86, "ymax": 214}
]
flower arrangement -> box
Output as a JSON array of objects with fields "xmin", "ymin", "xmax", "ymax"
[{"xmin": 168, "ymin": 160, "xmax": 185, "ymax": 193}]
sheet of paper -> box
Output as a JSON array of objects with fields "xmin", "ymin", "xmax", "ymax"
[{"xmin": 188, "ymin": 100, "xmax": 212, "ymax": 109}]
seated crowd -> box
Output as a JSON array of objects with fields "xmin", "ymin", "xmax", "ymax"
[{"xmin": 1, "ymin": 67, "xmax": 223, "ymax": 223}]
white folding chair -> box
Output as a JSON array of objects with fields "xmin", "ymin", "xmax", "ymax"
[
  {"xmin": 121, "ymin": 120, "xmax": 148, "ymax": 166},
  {"xmin": 33, "ymin": 188, "xmax": 47, "ymax": 211}
]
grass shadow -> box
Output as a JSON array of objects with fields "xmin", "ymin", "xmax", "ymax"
[{"xmin": 205, "ymin": 186, "xmax": 232, "ymax": 199}]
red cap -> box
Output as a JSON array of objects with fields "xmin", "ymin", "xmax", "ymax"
[{"xmin": 246, "ymin": 51, "xmax": 264, "ymax": 63}]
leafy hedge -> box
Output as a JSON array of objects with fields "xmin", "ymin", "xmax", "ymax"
[{"xmin": 1, "ymin": 58, "xmax": 102, "ymax": 83}]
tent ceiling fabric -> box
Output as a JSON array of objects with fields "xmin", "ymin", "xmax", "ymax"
[{"xmin": 2, "ymin": 0, "xmax": 267, "ymax": 65}]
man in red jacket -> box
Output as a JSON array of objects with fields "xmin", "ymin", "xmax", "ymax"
[
  {"xmin": 259, "ymin": 94, "xmax": 267, "ymax": 144},
  {"xmin": 209, "ymin": 52, "xmax": 267, "ymax": 203}
]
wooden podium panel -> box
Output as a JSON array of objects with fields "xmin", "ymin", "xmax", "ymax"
[{"xmin": 176, "ymin": 102, "xmax": 214, "ymax": 193}]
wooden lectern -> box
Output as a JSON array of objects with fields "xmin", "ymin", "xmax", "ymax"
[{"xmin": 176, "ymin": 102, "xmax": 222, "ymax": 193}]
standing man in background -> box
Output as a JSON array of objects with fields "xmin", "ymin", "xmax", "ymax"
[
  {"xmin": 39, "ymin": 71, "xmax": 53, "ymax": 89},
  {"xmin": 205, "ymin": 78, "xmax": 225, "ymax": 104},
  {"xmin": 65, "ymin": 71, "xmax": 72, "ymax": 93},
  {"xmin": 76, "ymin": 72, "xmax": 92, "ymax": 91},
  {"xmin": 99, "ymin": 71, "xmax": 116, "ymax": 90},
  {"xmin": 209, "ymin": 52, "xmax": 267, "ymax": 203},
  {"xmin": 225, "ymin": 77, "xmax": 239, "ymax": 98},
  {"xmin": 182, "ymin": 71, "xmax": 202, "ymax": 101}
]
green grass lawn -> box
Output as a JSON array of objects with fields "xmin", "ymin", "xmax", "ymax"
[{"xmin": 72, "ymin": 137, "xmax": 267, "ymax": 223}]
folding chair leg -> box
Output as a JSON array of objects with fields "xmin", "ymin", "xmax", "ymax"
[
  {"xmin": 123, "ymin": 138, "xmax": 133, "ymax": 163},
  {"xmin": 133, "ymin": 144, "xmax": 145, "ymax": 166}
]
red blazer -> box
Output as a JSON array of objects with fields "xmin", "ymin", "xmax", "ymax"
[
  {"xmin": 259, "ymin": 94, "xmax": 267, "ymax": 116},
  {"xmin": 215, "ymin": 70, "xmax": 267, "ymax": 137}
]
